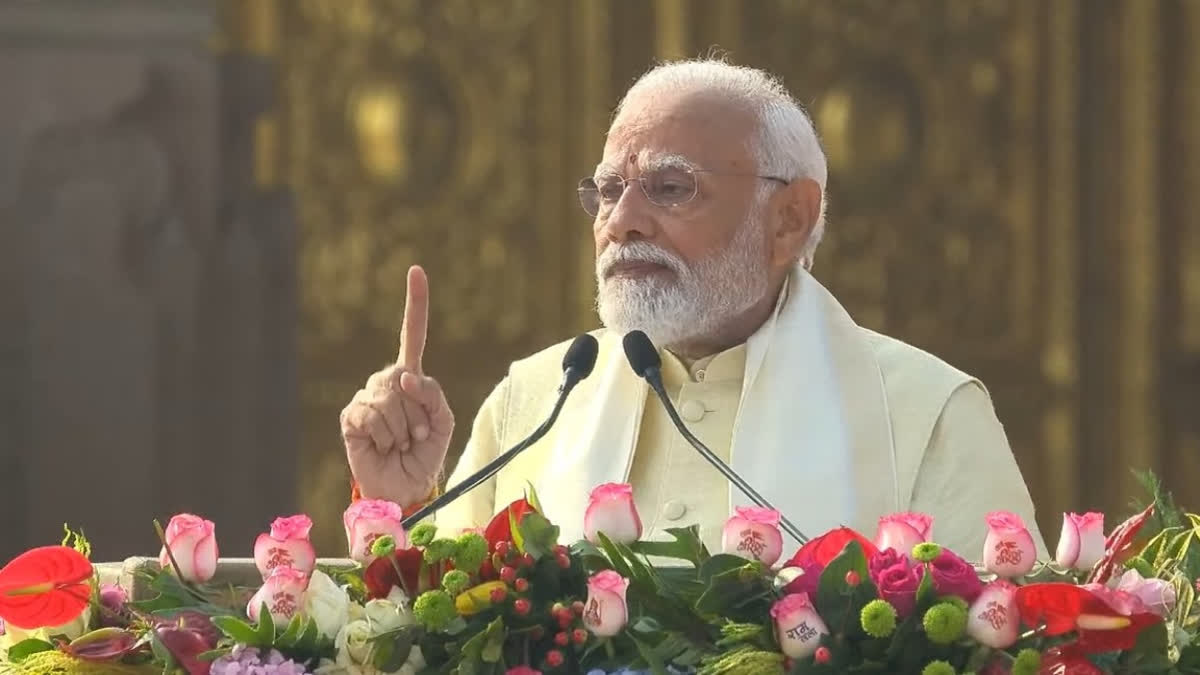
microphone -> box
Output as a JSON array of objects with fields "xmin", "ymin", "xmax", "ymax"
[
  {"xmin": 622, "ymin": 330, "xmax": 809, "ymax": 544},
  {"xmin": 401, "ymin": 334, "xmax": 599, "ymax": 529}
]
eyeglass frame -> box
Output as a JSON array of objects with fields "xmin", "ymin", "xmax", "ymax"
[{"xmin": 576, "ymin": 166, "xmax": 791, "ymax": 218}]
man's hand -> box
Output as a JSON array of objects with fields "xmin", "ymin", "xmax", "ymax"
[{"xmin": 341, "ymin": 265, "xmax": 454, "ymax": 505}]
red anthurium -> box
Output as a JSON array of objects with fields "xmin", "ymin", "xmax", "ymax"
[
  {"xmin": 0, "ymin": 546, "xmax": 93, "ymax": 629},
  {"xmin": 1014, "ymin": 582, "xmax": 1162, "ymax": 653},
  {"xmin": 1088, "ymin": 503, "xmax": 1154, "ymax": 585},
  {"xmin": 364, "ymin": 547, "xmax": 428, "ymax": 599},
  {"xmin": 485, "ymin": 498, "xmax": 536, "ymax": 550},
  {"xmin": 155, "ymin": 626, "xmax": 212, "ymax": 675},
  {"xmin": 63, "ymin": 628, "xmax": 140, "ymax": 662},
  {"xmin": 782, "ymin": 527, "xmax": 878, "ymax": 570}
]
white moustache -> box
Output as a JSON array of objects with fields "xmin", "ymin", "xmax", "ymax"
[{"xmin": 597, "ymin": 242, "xmax": 686, "ymax": 279}]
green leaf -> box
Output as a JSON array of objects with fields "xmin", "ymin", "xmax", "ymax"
[
  {"xmin": 699, "ymin": 554, "xmax": 750, "ymax": 584},
  {"xmin": 814, "ymin": 539, "xmax": 874, "ymax": 625},
  {"xmin": 255, "ymin": 603, "xmax": 276, "ymax": 645},
  {"xmin": 695, "ymin": 560, "xmax": 769, "ymax": 615},
  {"xmin": 913, "ymin": 566, "xmax": 936, "ymax": 615},
  {"xmin": 149, "ymin": 629, "xmax": 175, "ymax": 671},
  {"xmin": 525, "ymin": 481, "xmax": 544, "ymax": 514},
  {"xmin": 480, "ymin": 617, "xmax": 505, "ymax": 662},
  {"xmin": 630, "ymin": 526, "xmax": 708, "ymax": 567},
  {"xmin": 516, "ymin": 511, "xmax": 561, "ymax": 559},
  {"xmin": 597, "ymin": 533, "xmax": 653, "ymax": 585},
  {"xmin": 628, "ymin": 630, "xmax": 670, "ymax": 675},
  {"xmin": 5, "ymin": 638, "xmax": 56, "ymax": 663},
  {"xmin": 295, "ymin": 617, "xmax": 321, "ymax": 652},
  {"xmin": 276, "ymin": 612, "xmax": 305, "ymax": 647},
  {"xmin": 508, "ymin": 507, "xmax": 526, "ymax": 554},
  {"xmin": 211, "ymin": 615, "xmax": 261, "ymax": 645},
  {"xmin": 198, "ymin": 648, "xmax": 233, "ymax": 662},
  {"xmin": 594, "ymin": 532, "xmax": 636, "ymax": 579},
  {"xmin": 376, "ymin": 627, "xmax": 418, "ymax": 672}
]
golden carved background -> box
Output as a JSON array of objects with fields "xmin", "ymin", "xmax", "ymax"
[{"xmin": 221, "ymin": 0, "xmax": 1200, "ymax": 554}]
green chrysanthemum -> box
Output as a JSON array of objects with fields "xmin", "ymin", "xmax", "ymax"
[
  {"xmin": 409, "ymin": 522, "xmax": 437, "ymax": 547},
  {"xmin": 413, "ymin": 589, "xmax": 457, "ymax": 630},
  {"xmin": 912, "ymin": 542, "xmax": 943, "ymax": 563},
  {"xmin": 922, "ymin": 602, "xmax": 967, "ymax": 644},
  {"xmin": 370, "ymin": 534, "xmax": 397, "ymax": 558},
  {"xmin": 452, "ymin": 532, "xmax": 488, "ymax": 573},
  {"xmin": 442, "ymin": 569, "xmax": 470, "ymax": 595},
  {"xmin": 423, "ymin": 537, "xmax": 458, "ymax": 564},
  {"xmin": 1011, "ymin": 648, "xmax": 1042, "ymax": 675},
  {"xmin": 939, "ymin": 595, "xmax": 969, "ymax": 612},
  {"xmin": 860, "ymin": 599, "xmax": 898, "ymax": 638},
  {"xmin": 921, "ymin": 661, "xmax": 955, "ymax": 675}
]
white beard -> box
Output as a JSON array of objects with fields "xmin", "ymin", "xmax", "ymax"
[{"xmin": 595, "ymin": 209, "xmax": 770, "ymax": 349}]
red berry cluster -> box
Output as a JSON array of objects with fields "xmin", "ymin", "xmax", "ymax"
[{"xmin": 482, "ymin": 541, "xmax": 587, "ymax": 672}]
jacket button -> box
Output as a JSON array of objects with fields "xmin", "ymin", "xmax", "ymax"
[
  {"xmin": 680, "ymin": 400, "xmax": 705, "ymax": 422},
  {"xmin": 663, "ymin": 501, "xmax": 687, "ymax": 521}
]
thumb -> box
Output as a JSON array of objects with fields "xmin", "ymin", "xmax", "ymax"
[{"xmin": 399, "ymin": 372, "xmax": 453, "ymax": 432}]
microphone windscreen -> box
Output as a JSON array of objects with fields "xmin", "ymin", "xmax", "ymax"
[
  {"xmin": 622, "ymin": 330, "xmax": 661, "ymax": 378},
  {"xmin": 562, "ymin": 333, "xmax": 600, "ymax": 379}
]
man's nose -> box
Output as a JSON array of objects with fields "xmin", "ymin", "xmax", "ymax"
[{"xmin": 597, "ymin": 182, "xmax": 656, "ymax": 243}]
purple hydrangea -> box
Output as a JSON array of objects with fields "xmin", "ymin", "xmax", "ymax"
[{"xmin": 210, "ymin": 646, "xmax": 313, "ymax": 675}]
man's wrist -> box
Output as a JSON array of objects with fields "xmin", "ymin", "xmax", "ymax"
[{"xmin": 350, "ymin": 476, "xmax": 442, "ymax": 514}]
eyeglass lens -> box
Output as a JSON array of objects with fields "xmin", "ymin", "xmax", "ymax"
[{"xmin": 578, "ymin": 167, "xmax": 698, "ymax": 217}]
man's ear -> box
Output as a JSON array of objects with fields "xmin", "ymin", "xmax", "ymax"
[{"xmin": 771, "ymin": 178, "xmax": 822, "ymax": 267}]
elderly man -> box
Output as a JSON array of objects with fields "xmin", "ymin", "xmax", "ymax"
[{"xmin": 341, "ymin": 60, "xmax": 1043, "ymax": 558}]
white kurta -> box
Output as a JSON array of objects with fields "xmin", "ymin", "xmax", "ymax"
[{"xmin": 436, "ymin": 264, "xmax": 1045, "ymax": 561}]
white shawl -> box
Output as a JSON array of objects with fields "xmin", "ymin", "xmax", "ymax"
[{"xmin": 534, "ymin": 263, "xmax": 904, "ymax": 549}]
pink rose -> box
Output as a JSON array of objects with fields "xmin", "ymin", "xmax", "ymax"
[
  {"xmin": 874, "ymin": 512, "xmax": 932, "ymax": 560},
  {"xmin": 770, "ymin": 593, "xmax": 829, "ymax": 658},
  {"xmin": 582, "ymin": 570, "xmax": 629, "ymax": 637},
  {"xmin": 869, "ymin": 549, "xmax": 922, "ymax": 617},
  {"xmin": 159, "ymin": 514, "xmax": 219, "ymax": 583},
  {"xmin": 928, "ymin": 549, "xmax": 984, "ymax": 602},
  {"xmin": 584, "ymin": 483, "xmax": 643, "ymax": 545},
  {"xmin": 966, "ymin": 579, "xmax": 1020, "ymax": 648},
  {"xmin": 1113, "ymin": 569, "xmax": 1176, "ymax": 618},
  {"xmin": 254, "ymin": 515, "xmax": 317, "ymax": 579},
  {"xmin": 247, "ymin": 566, "xmax": 309, "ymax": 628},
  {"xmin": 343, "ymin": 499, "xmax": 407, "ymax": 564},
  {"xmin": 1055, "ymin": 512, "xmax": 1105, "ymax": 572},
  {"xmin": 982, "ymin": 511, "xmax": 1037, "ymax": 577},
  {"xmin": 721, "ymin": 506, "xmax": 784, "ymax": 566}
]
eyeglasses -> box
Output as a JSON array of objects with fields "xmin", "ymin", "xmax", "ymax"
[{"xmin": 577, "ymin": 166, "xmax": 789, "ymax": 218}]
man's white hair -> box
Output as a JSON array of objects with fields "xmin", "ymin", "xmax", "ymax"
[{"xmin": 613, "ymin": 59, "xmax": 829, "ymax": 268}]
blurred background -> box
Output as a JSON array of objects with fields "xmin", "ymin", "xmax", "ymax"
[{"xmin": 1, "ymin": 0, "xmax": 1197, "ymax": 563}]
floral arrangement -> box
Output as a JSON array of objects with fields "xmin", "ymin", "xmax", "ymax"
[{"xmin": 1, "ymin": 473, "xmax": 1198, "ymax": 675}]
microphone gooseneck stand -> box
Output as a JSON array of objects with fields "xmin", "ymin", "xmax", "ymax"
[
  {"xmin": 623, "ymin": 330, "xmax": 810, "ymax": 544},
  {"xmin": 399, "ymin": 334, "xmax": 599, "ymax": 530}
]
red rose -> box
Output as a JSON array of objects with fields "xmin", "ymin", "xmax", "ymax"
[
  {"xmin": 928, "ymin": 549, "xmax": 983, "ymax": 602},
  {"xmin": 783, "ymin": 527, "xmax": 878, "ymax": 569},
  {"xmin": 869, "ymin": 549, "xmax": 921, "ymax": 617}
]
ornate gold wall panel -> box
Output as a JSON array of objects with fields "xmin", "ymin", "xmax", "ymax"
[
  {"xmin": 220, "ymin": 0, "xmax": 1200, "ymax": 553},
  {"xmin": 260, "ymin": 0, "xmax": 584, "ymax": 552}
]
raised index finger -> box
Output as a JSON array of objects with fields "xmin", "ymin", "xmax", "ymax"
[{"xmin": 398, "ymin": 265, "xmax": 429, "ymax": 373}]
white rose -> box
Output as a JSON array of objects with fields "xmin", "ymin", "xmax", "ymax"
[
  {"xmin": 384, "ymin": 587, "xmax": 411, "ymax": 609},
  {"xmin": 304, "ymin": 570, "xmax": 351, "ymax": 640},
  {"xmin": 363, "ymin": 599, "xmax": 413, "ymax": 634},
  {"xmin": 334, "ymin": 618, "xmax": 374, "ymax": 667}
]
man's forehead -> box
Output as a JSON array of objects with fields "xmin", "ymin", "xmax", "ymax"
[
  {"xmin": 596, "ymin": 150, "xmax": 697, "ymax": 175},
  {"xmin": 601, "ymin": 93, "xmax": 756, "ymax": 172}
]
